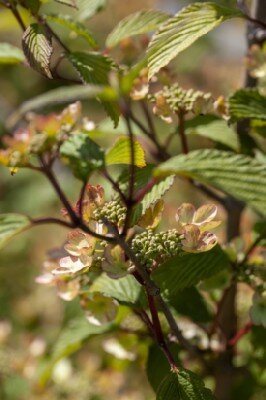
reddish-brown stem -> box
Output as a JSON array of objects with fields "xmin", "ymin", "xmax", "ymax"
[
  {"xmin": 228, "ymin": 321, "xmax": 253, "ymax": 347},
  {"xmin": 30, "ymin": 217, "xmax": 74, "ymax": 229},
  {"xmin": 5, "ymin": 2, "xmax": 26, "ymax": 31},
  {"xmin": 147, "ymin": 292, "xmax": 178, "ymax": 370},
  {"xmin": 40, "ymin": 157, "xmax": 80, "ymax": 226},
  {"xmin": 134, "ymin": 177, "xmax": 158, "ymax": 202}
]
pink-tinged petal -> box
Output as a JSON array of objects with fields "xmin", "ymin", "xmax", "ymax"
[
  {"xmin": 197, "ymin": 231, "xmax": 218, "ymax": 252},
  {"xmin": 35, "ymin": 272, "xmax": 55, "ymax": 285},
  {"xmin": 53, "ymin": 256, "xmax": 88, "ymax": 275},
  {"xmin": 194, "ymin": 204, "xmax": 217, "ymax": 224},
  {"xmin": 181, "ymin": 224, "xmax": 201, "ymax": 251},
  {"xmin": 57, "ymin": 279, "xmax": 80, "ymax": 301},
  {"xmin": 65, "ymin": 230, "xmax": 95, "ymax": 256},
  {"xmin": 176, "ymin": 203, "xmax": 195, "ymax": 228}
]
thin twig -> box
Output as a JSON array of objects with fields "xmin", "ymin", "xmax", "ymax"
[
  {"xmin": 30, "ymin": 217, "xmax": 74, "ymax": 229},
  {"xmin": 4, "ymin": 2, "xmax": 26, "ymax": 31},
  {"xmin": 102, "ymin": 169, "xmax": 128, "ymax": 205},
  {"xmin": 228, "ymin": 321, "xmax": 253, "ymax": 347},
  {"xmin": 147, "ymin": 292, "xmax": 178, "ymax": 370}
]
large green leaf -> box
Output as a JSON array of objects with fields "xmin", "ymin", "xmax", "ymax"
[
  {"xmin": 147, "ymin": 344, "xmax": 180, "ymax": 392},
  {"xmin": 147, "ymin": 2, "xmax": 242, "ymax": 79},
  {"xmin": 69, "ymin": 51, "xmax": 119, "ymax": 127},
  {"xmin": 69, "ymin": 51, "xmax": 113, "ymax": 84},
  {"xmin": 60, "ymin": 132, "xmax": 104, "ymax": 180},
  {"xmin": 106, "ymin": 9, "xmax": 170, "ymax": 48},
  {"xmin": 44, "ymin": 14, "xmax": 98, "ymax": 48},
  {"xmin": 130, "ymin": 175, "xmax": 174, "ymax": 225},
  {"xmin": 0, "ymin": 43, "xmax": 25, "ymax": 64},
  {"xmin": 156, "ymin": 369, "xmax": 215, "ymax": 399},
  {"xmin": 39, "ymin": 316, "xmax": 114, "ymax": 385},
  {"xmin": 90, "ymin": 274, "xmax": 143, "ymax": 305},
  {"xmin": 22, "ymin": 23, "xmax": 53, "ymax": 79},
  {"xmin": 229, "ymin": 89, "xmax": 266, "ymax": 121},
  {"xmin": 169, "ymin": 287, "xmax": 212, "ymax": 323},
  {"xmin": 8, "ymin": 84, "xmax": 116, "ymax": 128},
  {"xmin": 0, "ymin": 214, "xmax": 31, "ymax": 250},
  {"xmin": 153, "ymin": 245, "xmax": 230, "ymax": 297},
  {"xmin": 187, "ymin": 119, "xmax": 239, "ymax": 151},
  {"xmin": 75, "ymin": 0, "xmax": 107, "ymax": 21},
  {"xmin": 105, "ymin": 136, "xmax": 146, "ymax": 168},
  {"xmin": 154, "ymin": 149, "xmax": 266, "ymax": 215}
]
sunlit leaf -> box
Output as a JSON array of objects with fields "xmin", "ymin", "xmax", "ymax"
[
  {"xmin": 187, "ymin": 119, "xmax": 239, "ymax": 151},
  {"xmin": 131, "ymin": 176, "xmax": 174, "ymax": 225},
  {"xmin": 156, "ymin": 369, "xmax": 215, "ymax": 399},
  {"xmin": 75, "ymin": 0, "xmax": 107, "ymax": 21},
  {"xmin": 90, "ymin": 274, "xmax": 143, "ymax": 305},
  {"xmin": 105, "ymin": 136, "xmax": 146, "ymax": 167},
  {"xmin": 0, "ymin": 214, "xmax": 31, "ymax": 250},
  {"xmin": 60, "ymin": 132, "xmax": 105, "ymax": 180},
  {"xmin": 44, "ymin": 14, "xmax": 98, "ymax": 48},
  {"xmin": 229, "ymin": 89, "xmax": 266, "ymax": 121},
  {"xmin": 147, "ymin": 2, "xmax": 242, "ymax": 79},
  {"xmin": 106, "ymin": 9, "xmax": 170, "ymax": 48},
  {"xmin": 155, "ymin": 149, "xmax": 266, "ymax": 215},
  {"xmin": 69, "ymin": 51, "xmax": 119, "ymax": 126},
  {"xmin": 0, "ymin": 43, "xmax": 25, "ymax": 64},
  {"xmin": 22, "ymin": 23, "xmax": 53, "ymax": 78}
]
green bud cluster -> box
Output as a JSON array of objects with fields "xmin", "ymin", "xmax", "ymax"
[
  {"xmin": 93, "ymin": 200, "xmax": 126, "ymax": 227},
  {"xmin": 151, "ymin": 84, "xmax": 213, "ymax": 115},
  {"xmin": 131, "ymin": 229, "xmax": 182, "ymax": 268}
]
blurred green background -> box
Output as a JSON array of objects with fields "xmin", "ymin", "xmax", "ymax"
[{"xmin": 0, "ymin": 1, "xmax": 250, "ymax": 399}]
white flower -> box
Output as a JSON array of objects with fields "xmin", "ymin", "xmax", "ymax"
[
  {"xmin": 176, "ymin": 203, "xmax": 220, "ymax": 232},
  {"xmin": 52, "ymin": 255, "xmax": 92, "ymax": 276},
  {"xmin": 176, "ymin": 203, "xmax": 221, "ymax": 253}
]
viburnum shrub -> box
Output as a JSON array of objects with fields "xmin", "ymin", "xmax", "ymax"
[{"xmin": 0, "ymin": 0, "xmax": 266, "ymax": 399}]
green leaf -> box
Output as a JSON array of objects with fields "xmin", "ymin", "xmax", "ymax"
[
  {"xmin": 69, "ymin": 51, "xmax": 119, "ymax": 127},
  {"xmin": 39, "ymin": 316, "xmax": 113, "ymax": 385},
  {"xmin": 169, "ymin": 287, "xmax": 212, "ymax": 323},
  {"xmin": 0, "ymin": 214, "xmax": 31, "ymax": 250},
  {"xmin": 229, "ymin": 89, "xmax": 266, "ymax": 121},
  {"xmin": 69, "ymin": 51, "xmax": 113, "ymax": 84},
  {"xmin": 22, "ymin": 23, "xmax": 53, "ymax": 79},
  {"xmin": 187, "ymin": 119, "xmax": 239, "ymax": 151},
  {"xmin": 8, "ymin": 84, "xmax": 116, "ymax": 128},
  {"xmin": 147, "ymin": 2, "xmax": 242, "ymax": 79},
  {"xmin": 156, "ymin": 369, "xmax": 215, "ymax": 399},
  {"xmin": 147, "ymin": 344, "xmax": 180, "ymax": 391},
  {"xmin": 105, "ymin": 136, "xmax": 146, "ymax": 168},
  {"xmin": 0, "ymin": 43, "xmax": 25, "ymax": 64},
  {"xmin": 44, "ymin": 14, "xmax": 98, "ymax": 48},
  {"xmin": 153, "ymin": 245, "xmax": 229, "ymax": 296},
  {"xmin": 54, "ymin": 0, "xmax": 77, "ymax": 8},
  {"xmin": 106, "ymin": 9, "xmax": 170, "ymax": 48},
  {"xmin": 60, "ymin": 132, "xmax": 104, "ymax": 180},
  {"xmin": 75, "ymin": 0, "xmax": 106, "ymax": 21},
  {"xmin": 154, "ymin": 149, "xmax": 266, "ymax": 215},
  {"xmin": 130, "ymin": 175, "xmax": 174, "ymax": 225},
  {"xmin": 90, "ymin": 274, "xmax": 143, "ymax": 305}
]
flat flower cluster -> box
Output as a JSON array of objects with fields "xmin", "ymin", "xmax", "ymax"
[{"xmin": 37, "ymin": 184, "xmax": 220, "ymax": 325}]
